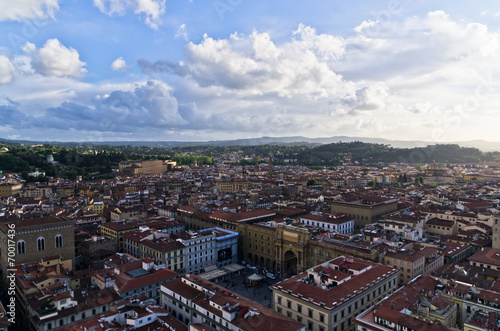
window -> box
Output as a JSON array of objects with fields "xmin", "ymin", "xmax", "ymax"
[
  {"xmin": 37, "ymin": 237, "xmax": 45, "ymax": 251},
  {"xmin": 287, "ymin": 300, "xmax": 291, "ymax": 308},
  {"xmin": 297, "ymin": 304, "xmax": 302, "ymax": 313},
  {"xmin": 17, "ymin": 240, "xmax": 26, "ymax": 254},
  {"xmin": 308, "ymin": 309, "xmax": 313, "ymax": 318},
  {"xmin": 320, "ymin": 313, "xmax": 325, "ymax": 322},
  {"xmin": 55, "ymin": 234, "xmax": 63, "ymax": 248}
]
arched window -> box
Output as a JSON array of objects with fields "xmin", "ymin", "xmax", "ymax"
[
  {"xmin": 37, "ymin": 237, "xmax": 45, "ymax": 251},
  {"xmin": 55, "ymin": 234, "xmax": 63, "ymax": 248},
  {"xmin": 17, "ymin": 240, "xmax": 26, "ymax": 254}
]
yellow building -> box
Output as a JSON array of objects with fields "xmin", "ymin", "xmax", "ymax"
[
  {"xmin": 215, "ymin": 179, "xmax": 249, "ymax": 193},
  {"xmin": 426, "ymin": 218, "xmax": 458, "ymax": 236},
  {"xmin": 100, "ymin": 222, "xmax": 140, "ymax": 252},
  {"xmin": 88, "ymin": 201, "xmax": 105, "ymax": 215},
  {"xmin": 331, "ymin": 196, "xmax": 398, "ymax": 229},
  {"xmin": 273, "ymin": 256, "xmax": 399, "ymax": 331},
  {"xmin": 110, "ymin": 206, "xmax": 148, "ymax": 221},
  {"xmin": 464, "ymin": 311, "xmax": 500, "ymax": 331},
  {"xmin": 0, "ymin": 183, "xmax": 22, "ymax": 197},
  {"xmin": 119, "ymin": 160, "xmax": 176, "ymax": 176},
  {"xmin": 239, "ymin": 223, "xmax": 277, "ymax": 271}
]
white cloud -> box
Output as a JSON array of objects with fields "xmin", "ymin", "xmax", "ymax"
[
  {"xmin": 111, "ymin": 57, "xmax": 130, "ymax": 71},
  {"xmin": 93, "ymin": 0, "xmax": 166, "ymax": 30},
  {"xmin": 4, "ymin": 11, "xmax": 500, "ymax": 142},
  {"xmin": 354, "ymin": 20, "xmax": 377, "ymax": 33},
  {"xmin": 175, "ymin": 24, "xmax": 188, "ymax": 41},
  {"xmin": 0, "ymin": 56, "xmax": 15, "ymax": 84},
  {"xmin": 343, "ymin": 83, "xmax": 390, "ymax": 113},
  {"xmin": 0, "ymin": 0, "xmax": 59, "ymax": 22},
  {"xmin": 141, "ymin": 25, "xmax": 351, "ymax": 101},
  {"xmin": 0, "ymin": 80, "xmax": 184, "ymax": 133},
  {"xmin": 22, "ymin": 39, "xmax": 87, "ymax": 78}
]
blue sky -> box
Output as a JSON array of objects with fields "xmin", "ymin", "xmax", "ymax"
[{"xmin": 1, "ymin": 0, "xmax": 500, "ymax": 143}]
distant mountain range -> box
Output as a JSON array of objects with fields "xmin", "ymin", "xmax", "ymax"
[{"xmin": 1, "ymin": 136, "xmax": 500, "ymax": 151}]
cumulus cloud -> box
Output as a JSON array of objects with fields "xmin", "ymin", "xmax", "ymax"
[
  {"xmin": 111, "ymin": 57, "xmax": 130, "ymax": 71},
  {"xmin": 140, "ymin": 25, "xmax": 351, "ymax": 100},
  {"xmin": 1, "ymin": 81, "xmax": 183, "ymax": 133},
  {"xmin": 5, "ymin": 11, "xmax": 500, "ymax": 141},
  {"xmin": 0, "ymin": 56, "xmax": 15, "ymax": 84},
  {"xmin": 93, "ymin": 0, "xmax": 166, "ymax": 30},
  {"xmin": 0, "ymin": 0, "xmax": 59, "ymax": 22},
  {"xmin": 343, "ymin": 83, "xmax": 390, "ymax": 113},
  {"xmin": 22, "ymin": 39, "xmax": 87, "ymax": 78}
]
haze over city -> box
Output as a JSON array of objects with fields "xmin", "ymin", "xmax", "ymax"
[{"xmin": 1, "ymin": 0, "xmax": 500, "ymax": 143}]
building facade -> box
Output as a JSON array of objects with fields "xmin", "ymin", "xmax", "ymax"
[
  {"xmin": 0, "ymin": 216, "xmax": 75, "ymax": 284},
  {"xmin": 272, "ymin": 256, "xmax": 399, "ymax": 331},
  {"xmin": 161, "ymin": 274, "xmax": 305, "ymax": 330}
]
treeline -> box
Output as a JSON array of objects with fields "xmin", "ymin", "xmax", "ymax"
[
  {"xmin": 294, "ymin": 142, "xmax": 500, "ymax": 165},
  {"xmin": 0, "ymin": 144, "xmax": 212, "ymax": 180}
]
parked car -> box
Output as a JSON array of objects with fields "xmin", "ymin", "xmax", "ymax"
[
  {"xmin": 247, "ymin": 265, "xmax": 258, "ymax": 271},
  {"xmin": 266, "ymin": 272, "xmax": 276, "ymax": 280}
]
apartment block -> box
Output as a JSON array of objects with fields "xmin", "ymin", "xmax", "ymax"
[
  {"xmin": 354, "ymin": 276, "xmax": 457, "ymax": 331},
  {"xmin": 161, "ymin": 274, "xmax": 305, "ymax": 330},
  {"xmin": 272, "ymin": 256, "xmax": 399, "ymax": 331},
  {"xmin": 299, "ymin": 213, "xmax": 354, "ymax": 235}
]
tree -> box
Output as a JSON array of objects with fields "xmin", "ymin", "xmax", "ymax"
[{"xmin": 307, "ymin": 179, "xmax": 316, "ymax": 186}]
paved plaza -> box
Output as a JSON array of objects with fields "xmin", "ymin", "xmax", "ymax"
[{"xmin": 214, "ymin": 268, "xmax": 281, "ymax": 309}]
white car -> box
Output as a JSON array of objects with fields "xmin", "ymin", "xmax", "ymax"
[{"xmin": 266, "ymin": 272, "xmax": 276, "ymax": 279}]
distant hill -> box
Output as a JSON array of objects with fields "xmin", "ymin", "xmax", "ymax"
[
  {"xmin": 293, "ymin": 142, "xmax": 498, "ymax": 165},
  {"xmin": 1, "ymin": 136, "xmax": 500, "ymax": 151}
]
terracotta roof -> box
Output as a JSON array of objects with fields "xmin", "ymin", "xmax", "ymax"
[
  {"xmin": 468, "ymin": 248, "xmax": 500, "ymax": 266},
  {"xmin": 163, "ymin": 275, "xmax": 304, "ymax": 331},
  {"xmin": 427, "ymin": 218, "xmax": 455, "ymax": 227},
  {"xmin": 272, "ymin": 257, "xmax": 398, "ymax": 310}
]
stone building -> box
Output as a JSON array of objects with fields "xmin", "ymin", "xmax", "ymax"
[
  {"xmin": 331, "ymin": 195, "xmax": 398, "ymax": 229},
  {"xmin": 272, "ymin": 256, "xmax": 399, "ymax": 331},
  {"xmin": 0, "ymin": 216, "xmax": 74, "ymax": 284}
]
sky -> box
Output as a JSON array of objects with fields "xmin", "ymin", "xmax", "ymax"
[{"xmin": 1, "ymin": 0, "xmax": 500, "ymax": 143}]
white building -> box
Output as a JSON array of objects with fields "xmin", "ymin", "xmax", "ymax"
[
  {"xmin": 172, "ymin": 230, "xmax": 217, "ymax": 274},
  {"xmin": 161, "ymin": 274, "xmax": 305, "ymax": 330},
  {"xmin": 300, "ymin": 213, "xmax": 354, "ymax": 235},
  {"xmin": 199, "ymin": 227, "xmax": 238, "ymax": 268}
]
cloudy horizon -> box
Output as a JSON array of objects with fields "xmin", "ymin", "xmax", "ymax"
[{"xmin": 1, "ymin": 1, "xmax": 500, "ymax": 143}]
